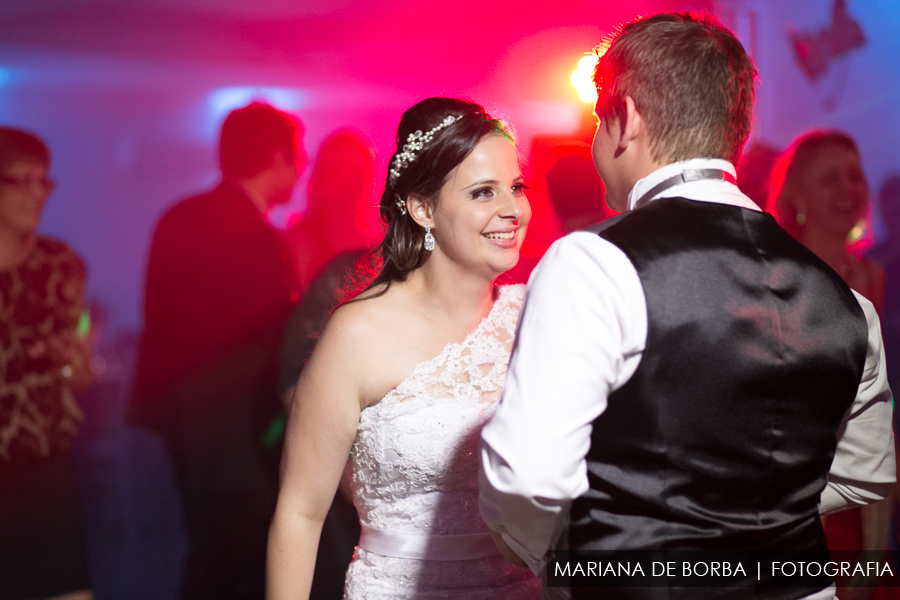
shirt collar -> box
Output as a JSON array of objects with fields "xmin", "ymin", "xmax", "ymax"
[
  {"xmin": 233, "ymin": 179, "xmax": 270, "ymax": 215},
  {"xmin": 626, "ymin": 158, "xmax": 759, "ymax": 213}
]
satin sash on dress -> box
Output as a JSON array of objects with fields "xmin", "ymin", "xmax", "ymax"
[{"xmin": 358, "ymin": 524, "xmax": 500, "ymax": 560}]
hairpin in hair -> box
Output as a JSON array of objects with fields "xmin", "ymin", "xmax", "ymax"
[
  {"xmin": 388, "ymin": 115, "xmax": 462, "ymax": 182},
  {"xmin": 395, "ymin": 195, "xmax": 407, "ymax": 215}
]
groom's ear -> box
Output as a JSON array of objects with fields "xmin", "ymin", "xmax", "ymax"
[{"xmin": 618, "ymin": 95, "xmax": 642, "ymax": 151}]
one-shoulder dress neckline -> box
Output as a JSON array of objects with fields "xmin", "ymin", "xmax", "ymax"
[{"xmin": 365, "ymin": 284, "xmax": 521, "ymax": 411}]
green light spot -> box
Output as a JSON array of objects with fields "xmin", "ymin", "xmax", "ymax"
[
  {"xmin": 76, "ymin": 310, "xmax": 91, "ymax": 338},
  {"xmin": 261, "ymin": 415, "xmax": 287, "ymax": 448}
]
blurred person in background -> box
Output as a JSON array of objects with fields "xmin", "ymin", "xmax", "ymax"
[
  {"xmin": 129, "ymin": 102, "xmax": 303, "ymax": 600},
  {"xmin": 769, "ymin": 130, "xmax": 884, "ymax": 311},
  {"xmin": 769, "ymin": 129, "xmax": 892, "ymax": 599},
  {"xmin": 737, "ymin": 140, "xmax": 779, "ymax": 210},
  {"xmin": 870, "ymin": 174, "xmax": 900, "ymax": 394},
  {"xmin": 279, "ymin": 128, "xmax": 378, "ymax": 404},
  {"xmin": 284, "ymin": 128, "xmax": 377, "ymax": 294},
  {"xmin": 544, "ymin": 150, "xmax": 614, "ymax": 233},
  {"xmin": 0, "ymin": 127, "xmax": 94, "ymax": 600},
  {"xmin": 870, "ymin": 174, "xmax": 900, "ymax": 582}
]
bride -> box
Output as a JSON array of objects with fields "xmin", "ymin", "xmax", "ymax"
[{"xmin": 267, "ymin": 97, "xmax": 541, "ymax": 599}]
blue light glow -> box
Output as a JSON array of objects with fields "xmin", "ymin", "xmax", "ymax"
[
  {"xmin": 207, "ymin": 86, "xmax": 306, "ymax": 121},
  {"xmin": 203, "ymin": 86, "xmax": 307, "ymax": 142},
  {"xmin": 0, "ymin": 68, "xmax": 14, "ymax": 87}
]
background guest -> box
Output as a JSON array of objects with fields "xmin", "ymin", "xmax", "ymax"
[
  {"xmin": 284, "ymin": 128, "xmax": 377, "ymax": 294},
  {"xmin": 279, "ymin": 128, "xmax": 378, "ymax": 403},
  {"xmin": 870, "ymin": 174, "xmax": 900, "ymax": 391},
  {"xmin": 769, "ymin": 129, "xmax": 891, "ymax": 599},
  {"xmin": 129, "ymin": 102, "xmax": 304, "ymax": 600},
  {"xmin": 870, "ymin": 173, "xmax": 900, "ymax": 582},
  {"xmin": 769, "ymin": 129, "xmax": 884, "ymax": 311},
  {"xmin": 544, "ymin": 151, "xmax": 614, "ymax": 233},
  {"xmin": 737, "ymin": 140, "xmax": 779, "ymax": 210},
  {"xmin": 0, "ymin": 126, "xmax": 94, "ymax": 600}
]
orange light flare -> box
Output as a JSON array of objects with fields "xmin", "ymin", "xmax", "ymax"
[{"xmin": 570, "ymin": 54, "xmax": 600, "ymax": 103}]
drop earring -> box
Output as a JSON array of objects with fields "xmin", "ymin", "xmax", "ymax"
[{"xmin": 424, "ymin": 224, "xmax": 435, "ymax": 251}]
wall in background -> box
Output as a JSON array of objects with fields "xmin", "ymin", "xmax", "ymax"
[{"xmin": 1, "ymin": 0, "xmax": 896, "ymax": 334}]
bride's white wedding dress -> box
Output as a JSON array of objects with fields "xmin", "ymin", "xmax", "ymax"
[{"xmin": 344, "ymin": 284, "xmax": 541, "ymax": 600}]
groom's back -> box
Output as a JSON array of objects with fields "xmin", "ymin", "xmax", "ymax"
[{"xmin": 570, "ymin": 198, "xmax": 867, "ymax": 559}]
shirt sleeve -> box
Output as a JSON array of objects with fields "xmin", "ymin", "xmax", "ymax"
[
  {"xmin": 819, "ymin": 291, "xmax": 897, "ymax": 515},
  {"xmin": 478, "ymin": 231, "xmax": 647, "ymax": 574}
]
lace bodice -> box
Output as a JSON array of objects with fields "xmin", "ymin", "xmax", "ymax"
[
  {"xmin": 351, "ymin": 284, "xmax": 522, "ymax": 536},
  {"xmin": 345, "ymin": 284, "xmax": 540, "ymax": 599}
]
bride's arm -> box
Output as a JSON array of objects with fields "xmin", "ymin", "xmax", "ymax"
[{"xmin": 266, "ymin": 307, "xmax": 366, "ymax": 600}]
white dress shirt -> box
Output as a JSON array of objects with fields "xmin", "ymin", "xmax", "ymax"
[{"xmin": 479, "ymin": 158, "xmax": 896, "ymax": 600}]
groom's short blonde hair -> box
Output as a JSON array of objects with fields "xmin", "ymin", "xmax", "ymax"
[{"xmin": 593, "ymin": 12, "xmax": 757, "ymax": 166}]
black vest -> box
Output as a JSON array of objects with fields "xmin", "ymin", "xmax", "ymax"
[{"xmin": 568, "ymin": 198, "xmax": 868, "ymax": 598}]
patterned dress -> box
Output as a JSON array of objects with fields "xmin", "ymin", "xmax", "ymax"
[
  {"xmin": 0, "ymin": 236, "xmax": 85, "ymax": 461},
  {"xmin": 0, "ymin": 236, "xmax": 90, "ymax": 598},
  {"xmin": 344, "ymin": 284, "xmax": 541, "ymax": 600}
]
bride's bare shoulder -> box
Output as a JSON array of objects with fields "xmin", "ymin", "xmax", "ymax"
[
  {"xmin": 313, "ymin": 283, "xmax": 410, "ymax": 371},
  {"xmin": 327, "ymin": 284, "xmax": 401, "ymax": 337},
  {"xmin": 313, "ymin": 284, "xmax": 414, "ymax": 403}
]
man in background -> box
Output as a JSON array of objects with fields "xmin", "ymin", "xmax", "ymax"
[{"xmin": 130, "ymin": 102, "xmax": 304, "ymax": 600}]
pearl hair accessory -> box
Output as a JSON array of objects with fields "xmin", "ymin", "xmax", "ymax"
[
  {"xmin": 395, "ymin": 196, "xmax": 407, "ymax": 215},
  {"xmin": 388, "ymin": 115, "xmax": 462, "ymax": 183}
]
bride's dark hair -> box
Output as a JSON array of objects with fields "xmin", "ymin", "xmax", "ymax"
[{"xmin": 355, "ymin": 97, "xmax": 512, "ymax": 299}]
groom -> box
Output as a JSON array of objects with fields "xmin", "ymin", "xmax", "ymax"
[{"xmin": 479, "ymin": 12, "xmax": 895, "ymax": 599}]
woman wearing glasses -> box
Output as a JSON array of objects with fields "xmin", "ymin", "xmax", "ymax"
[{"xmin": 0, "ymin": 127, "xmax": 94, "ymax": 600}]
